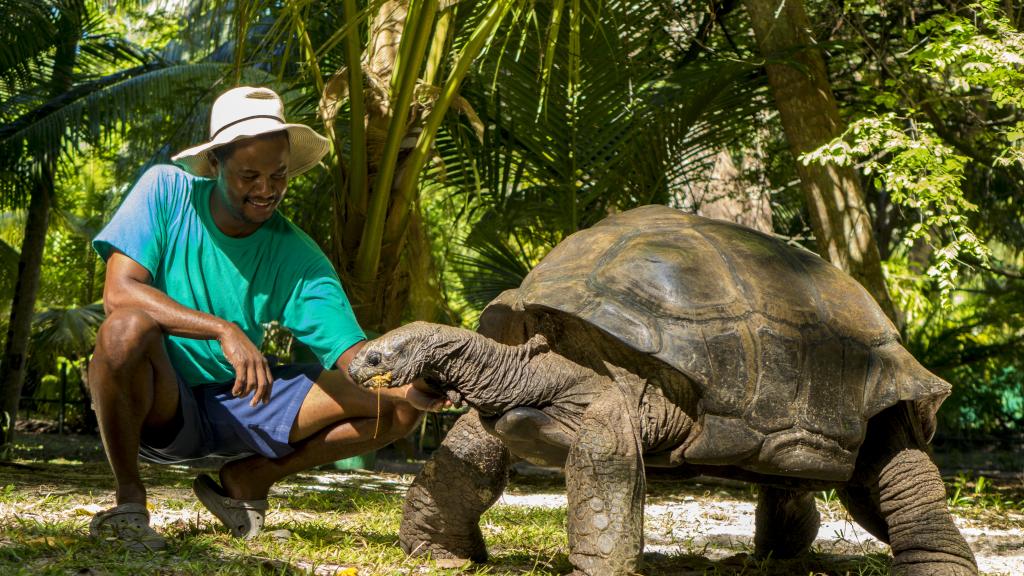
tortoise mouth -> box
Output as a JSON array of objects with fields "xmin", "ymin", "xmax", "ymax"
[{"xmin": 349, "ymin": 362, "xmax": 402, "ymax": 390}]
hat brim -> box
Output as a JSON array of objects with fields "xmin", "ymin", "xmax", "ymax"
[{"xmin": 171, "ymin": 119, "xmax": 329, "ymax": 179}]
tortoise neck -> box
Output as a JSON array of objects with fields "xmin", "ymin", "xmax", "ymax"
[{"xmin": 436, "ymin": 330, "xmax": 583, "ymax": 415}]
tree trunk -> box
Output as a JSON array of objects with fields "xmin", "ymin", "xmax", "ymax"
[
  {"xmin": 690, "ymin": 149, "xmax": 774, "ymax": 234},
  {"xmin": 0, "ymin": 168, "xmax": 53, "ymax": 448},
  {"xmin": 406, "ymin": 204, "xmax": 458, "ymax": 324},
  {"xmin": 334, "ymin": 0, "xmax": 432, "ymax": 333},
  {"xmin": 0, "ymin": 10, "xmax": 78, "ymax": 451},
  {"xmin": 326, "ymin": 1, "xmax": 510, "ymax": 332},
  {"xmin": 743, "ymin": 0, "xmax": 899, "ymax": 324}
]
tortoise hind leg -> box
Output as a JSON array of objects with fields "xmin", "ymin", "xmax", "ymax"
[
  {"xmin": 399, "ymin": 411, "xmax": 510, "ymax": 562},
  {"xmin": 753, "ymin": 487, "xmax": 820, "ymax": 558},
  {"xmin": 837, "ymin": 484, "xmax": 890, "ymax": 544},
  {"xmin": 857, "ymin": 405, "xmax": 977, "ymax": 576}
]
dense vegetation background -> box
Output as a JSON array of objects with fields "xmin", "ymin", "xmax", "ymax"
[{"xmin": 1, "ymin": 0, "xmax": 1022, "ymax": 452}]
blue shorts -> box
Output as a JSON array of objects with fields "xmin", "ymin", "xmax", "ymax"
[{"xmin": 139, "ymin": 363, "xmax": 323, "ymax": 464}]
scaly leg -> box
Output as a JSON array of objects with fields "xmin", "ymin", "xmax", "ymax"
[
  {"xmin": 565, "ymin": 387, "xmax": 645, "ymax": 576},
  {"xmin": 862, "ymin": 406, "xmax": 977, "ymax": 576},
  {"xmin": 753, "ymin": 486, "xmax": 820, "ymax": 558},
  {"xmin": 399, "ymin": 411, "xmax": 509, "ymax": 561}
]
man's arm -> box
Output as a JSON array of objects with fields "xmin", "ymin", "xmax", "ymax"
[
  {"xmin": 334, "ymin": 341, "xmax": 448, "ymax": 412},
  {"xmin": 104, "ymin": 250, "xmax": 273, "ymax": 406}
]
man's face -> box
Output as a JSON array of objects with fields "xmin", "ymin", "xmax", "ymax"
[{"xmin": 209, "ymin": 134, "xmax": 290, "ymax": 237}]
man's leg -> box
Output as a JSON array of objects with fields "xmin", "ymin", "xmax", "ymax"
[
  {"xmin": 89, "ymin": 308, "xmax": 180, "ymax": 505},
  {"xmin": 214, "ymin": 369, "xmax": 422, "ymax": 500}
]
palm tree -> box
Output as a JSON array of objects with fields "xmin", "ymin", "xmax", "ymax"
[
  {"xmin": 220, "ymin": 0, "xmax": 765, "ymax": 332},
  {"xmin": 315, "ymin": 0, "xmax": 516, "ymax": 331},
  {"xmin": 436, "ymin": 2, "xmax": 768, "ymax": 308}
]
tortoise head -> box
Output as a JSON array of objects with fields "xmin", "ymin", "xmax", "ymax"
[{"xmin": 348, "ymin": 321, "xmax": 448, "ymax": 390}]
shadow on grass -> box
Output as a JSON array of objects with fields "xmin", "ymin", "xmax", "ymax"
[
  {"xmin": 475, "ymin": 549, "xmax": 891, "ymax": 575},
  {"xmin": 640, "ymin": 550, "xmax": 891, "ymax": 576},
  {"xmin": 0, "ymin": 458, "xmax": 197, "ymax": 497},
  {"xmin": 282, "ymin": 524, "xmax": 402, "ymax": 549},
  {"xmin": 0, "ymin": 460, "xmax": 120, "ymax": 493},
  {"xmin": 283, "ymin": 472, "xmax": 407, "ymax": 514},
  {"xmin": 0, "ymin": 521, "xmax": 316, "ymax": 575}
]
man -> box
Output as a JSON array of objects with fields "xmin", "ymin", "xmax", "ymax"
[{"xmin": 87, "ymin": 86, "xmax": 445, "ymax": 551}]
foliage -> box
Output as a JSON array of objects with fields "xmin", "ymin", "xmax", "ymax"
[
  {"xmin": 795, "ymin": 1, "xmax": 1024, "ymax": 434},
  {"xmin": 3, "ymin": 0, "xmax": 1024, "ymax": 435},
  {"xmin": 911, "ymin": 0, "xmax": 1024, "ymax": 166},
  {"xmin": 432, "ymin": 2, "xmax": 768, "ymax": 311},
  {"xmin": 941, "ymin": 365, "xmax": 1024, "ymax": 433},
  {"xmin": 887, "ymin": 250, "xmax": 1024, "ymax": 433},
  {"xmin": 30, "ymin": 304, "xmax": 105, "ymax": 364},
  {"xmin": 803, "ymin": 114, "xmax": 983, "ymax": 305}
]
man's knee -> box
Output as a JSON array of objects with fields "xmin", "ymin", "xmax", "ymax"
[{"xmin": 92, "ymin": 308, "xmax": 162, "ymax": 373}]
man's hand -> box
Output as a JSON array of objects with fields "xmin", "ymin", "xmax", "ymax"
[
  {"xmin": 218, "ymin": 322, "xmax": 273, "ymax": 406},
  {"xmin": 402, "ymin": 380, "xmax": 451, "ymax": 412}
]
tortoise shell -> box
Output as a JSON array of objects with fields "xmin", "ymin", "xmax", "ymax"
[{"xmin": 502, "ymin": 205, "xmax": 949, "ymax": 481}]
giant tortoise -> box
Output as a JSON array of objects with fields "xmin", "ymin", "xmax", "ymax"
[{"xmin": 349, "ymin": 205, "xmax": 976, "ymax": 575}]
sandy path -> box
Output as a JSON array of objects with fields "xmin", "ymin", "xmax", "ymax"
[{"xmin": 496, "ymin": 492, "xmax": 1024, "ymax": 575}]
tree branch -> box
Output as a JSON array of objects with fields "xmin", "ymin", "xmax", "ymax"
[{"xmin": 679, "ymin": 0, "xmax": 740, "ymax": 65}]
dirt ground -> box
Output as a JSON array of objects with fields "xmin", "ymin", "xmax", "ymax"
[{"xmin": 4, "ymin": 425, "xmax": 1023, "ymax": 575}]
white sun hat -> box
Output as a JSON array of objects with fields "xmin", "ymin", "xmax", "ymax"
[{"xmin": 171, "ymin": 86, "xmax": 329, "ymax": 178}]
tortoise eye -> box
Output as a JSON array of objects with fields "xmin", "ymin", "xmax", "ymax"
[{"xmin": 366, "ymin": 351, "xmax": 382, "ymax": 367}]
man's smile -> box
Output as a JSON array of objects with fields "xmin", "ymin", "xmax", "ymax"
[{"xmin": 246, "ymin": 197, "xmax": 277, "ymax": 210}]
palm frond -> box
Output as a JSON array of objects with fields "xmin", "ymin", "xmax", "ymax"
[
  {"xmin": 0, "ymin": 62, "xmax": 269, "ymax": 207},
  {"xmin": 0, "ymin": 0, "xmax": 60, "ymax": 93},
  {"xmin": 417, "ymin": 0, "xmax": 768, "ymax": 310},
  {"xmin": 449, "ymin": 1, "xmax": 764, "ymax": 221},
  {"xmin": 452, "ymin": 222, "xmax": 535, "ymax": 309},
  {"xmin": 30, "ymin": 302, "xmax": 105, "ymax": 366}
]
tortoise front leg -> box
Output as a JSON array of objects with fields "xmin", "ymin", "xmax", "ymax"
[
  {"xmin": 859, "ymin": 406, "xmax": 977, "ymax": 576},
  {"xmin": 399, "ymin": 411, "xmax": 510, "ymax": 562},
  {"xmin": 565, "ymin": 387, "xmax": 645, "ymax": 576}
]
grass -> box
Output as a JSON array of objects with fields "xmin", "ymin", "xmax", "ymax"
[{"xmin": 0, "ymin": 432, "xmax": 1020, "ymax": 575}]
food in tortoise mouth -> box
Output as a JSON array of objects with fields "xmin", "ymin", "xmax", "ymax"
[{"xmin": 368, "ymin": 371, "xmax": 393, "ymax": 388}]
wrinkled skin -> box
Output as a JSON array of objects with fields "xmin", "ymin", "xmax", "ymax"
[{"xmin": 349, "ymin": 320, "xmax": 977, "ymax": 576}]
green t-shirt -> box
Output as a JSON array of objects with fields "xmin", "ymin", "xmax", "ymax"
[{"xmin": 93, "ymin": 164, "xmax": 365, "ymax": 385}]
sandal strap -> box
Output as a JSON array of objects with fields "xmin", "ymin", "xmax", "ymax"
[
  {"xmin": 218, "ymin": 496, "xmax": 269, "ymax": 512},
  {"xmin": 98, "ymin": 502, "xmax": 149, "ymax": 519}
]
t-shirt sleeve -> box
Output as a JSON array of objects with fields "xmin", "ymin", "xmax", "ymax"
[
  {"xmin": 92, "ymin": 165, "xmax": 175, "ymax": 276},
  {"xmin": 282, "ymin": 260, "xmax": 366, "ymax": 369}
]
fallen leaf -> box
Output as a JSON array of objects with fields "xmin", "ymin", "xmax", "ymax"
[
  {"xmin": 434, "ymin": 558, "xmax": 470, "ymax": 569},
  {"xmin": 72, "ymin": 504, "xmax": 104, "ymax": 516},
  {"xmin": 22, "ymin": 535, "xmax": 77, "ymax": 547},
  {"xmin": 267, "ymin": 529, "xmax": 291, "ymax": 541}
]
